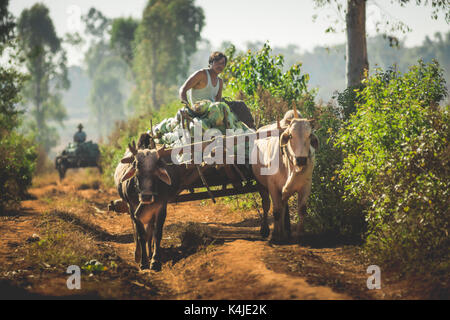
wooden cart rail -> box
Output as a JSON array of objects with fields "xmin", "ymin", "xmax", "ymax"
[
  {"xmin": 170, "ymin": 181, "xmax": 259, "ymax": 203},
  {"xmin": 147, "ymin": 122, "xmax": 287, "ymax": 204},
  {"xmin": 156, "ymin": 125, "xmax": 287, "ymax": 163}
]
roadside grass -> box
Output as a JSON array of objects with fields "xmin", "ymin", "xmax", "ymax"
[
  {"xmin": 32, "ymin": 168, "xmax": 103, "ymax": 191},
  {"xmin": 32, "ymin": 172, "xmax": 59, "ymax": 188},
  {"xmin": 25, "ymin": 210, "xmax": 102, "ymax": 269},
  {"xmin": 63, "ymin": 168, "xmax": 103, "ymax": 190}
]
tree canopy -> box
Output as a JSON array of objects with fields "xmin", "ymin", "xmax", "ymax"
[
  {"xmin": 314, "ymin": 0, "xmax": 450, "ymax": 87},
  {"xmin": 17, "ymin": 3, "xmax": 69, "ymax": 152},
  {"xmin": 110, "ymin": 17, "xmax": 139, "ymax": 68},
  {"xmin": 0, "ymin": 0, "xmax": 36, "ymax": 211},
  {"xmin": 133, "ymin": 0, "xmax": 205, "ymax": 110}
]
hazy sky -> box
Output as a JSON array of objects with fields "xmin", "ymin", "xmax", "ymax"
[{"xmin": 9, "ymin": 0, "xmax": 450, "ymax": 66}]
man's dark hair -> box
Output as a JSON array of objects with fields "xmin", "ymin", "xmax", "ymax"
[{"xmin": 208, "ymin": 51, "xmax": 227, "ymax": 67}]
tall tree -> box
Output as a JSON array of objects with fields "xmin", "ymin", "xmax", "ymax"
[
  {"xmin": 88, "ymin": 55, "xmax": 128, "ymax": 138},
  {"xmin": 315, "ymin": 0, "xmax": 449, "ymax": 88},
  {"xmin": 82, "ymin": 8, "xmax": 130, "ymax": 138},
  {"xmin": 110, "ymin": 17, "xmax": 139, "ymax": 69},
  {"xmin": 17, "ymin": 3, "xmax": 69, "ymax": 152},
  {"xmin": 134, "ymin": 0, "xmax": 204, "ymax": 111},
  {"xmin": 1, "ymin": 0, "xmax": 36, "ymax": 211}
]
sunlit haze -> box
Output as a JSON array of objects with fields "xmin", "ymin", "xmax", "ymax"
[{"xmin": 10, "ymin": 0, "xmax": 450, "ymax": 66}]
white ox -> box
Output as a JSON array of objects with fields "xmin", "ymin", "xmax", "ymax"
[{"xmin": 251, "ymin": 108, "xmax": 318, "ymax": 243}]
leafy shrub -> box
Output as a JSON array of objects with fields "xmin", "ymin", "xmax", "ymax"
[
  {"xmin": 0, "ymin": 131, "xmax": 36, "ymax": 212},
  {"xmin": 303, "ymin": 102, "xmax": 365, "ymax": 243},
  {"xmin": 0, "ymin": 64, "xmax": 36, "ymax": 213},
  {"xmin": 336, "ymin": 60, "xmax": 449, "ymax": 277},
  {"xmin": 334, "ymin": 82, "xmax": 366, "ymax": 119},
  {"xmin": 223, "ymin": 43, "xmax": 315, "ymax": 126}
]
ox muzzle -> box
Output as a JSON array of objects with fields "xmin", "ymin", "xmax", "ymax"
[
  {"xmin": 139, "ymin": 192, "xmax": 157, "ymax": 205},
  {"xmin": 295, "ymin": 156, "xmax": 308, "ymax": 167}
]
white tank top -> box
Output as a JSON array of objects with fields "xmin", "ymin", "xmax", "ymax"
[{"xmin": 188, "ymin": 69, "xmax": 220, "ymax": 105}]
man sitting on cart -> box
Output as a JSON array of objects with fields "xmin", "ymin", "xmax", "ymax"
[
  {"xmin": 179, "ymin": 51, "xmax": 226, "ymax": 107},
  {"xmin": 152, "ymin": 52, "xmax": 251, "ymax": 149},
  {"xmin": 73, "ymin": 123, "xmax": 87, "ymax": 144}
]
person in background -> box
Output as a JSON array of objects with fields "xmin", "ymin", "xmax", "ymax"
[{"xmin": 73, "ymin": 123, "xmax": 87, "ymax": 144}]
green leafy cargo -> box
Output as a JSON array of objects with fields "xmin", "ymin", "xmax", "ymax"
[{"xmin": 150, "ymin": 100, "xmax": 255, "ymax": 161}]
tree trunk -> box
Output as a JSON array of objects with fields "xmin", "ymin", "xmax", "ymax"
[{"xmin": 346, "ymin": 0, "xmax": 368, "ymax": 87}]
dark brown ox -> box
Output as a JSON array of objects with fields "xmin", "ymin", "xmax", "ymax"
[
  {"xmin": 251, "ymin": 108, "xmax": 319, "ymax": 243},
  {"xmin": 111, "ymin": 135, "xmax": 200, "ymax": 270}
]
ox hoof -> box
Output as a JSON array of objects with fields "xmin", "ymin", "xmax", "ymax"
[
  {"xmin": 260, "ymin": 225, "xmax": 270, "ymax": 239},
  {"xmin": 139, "ymin": 262, "xmax": 150, "ymax": 270},
  {"xmin": 150, "ymin": 260, "xmax": 161, "ymax": 271}
]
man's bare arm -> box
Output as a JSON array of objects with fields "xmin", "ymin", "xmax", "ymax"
[
  {"xmin": 179, "ymin": 70, "xmax": 204, "ymax": 105},
  {"xmin": 215, "ymin": 78, "xmax": 223, "ymax": 102}
]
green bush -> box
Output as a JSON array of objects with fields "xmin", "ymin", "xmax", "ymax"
[
  {"xmin": 223, "ymin": 43, "xmax": 315, "ymax": 126},
  {"xmin": 336, "ymin": 60, "xmax": 449, "ymax": 277},
  {"xmin": 0, "ymin": 130, "xmax": 36, "ymax": 212},
  {"xmin": 0, "ymin": 64, "xmax": 36, "ymax": 213},
  {"xmin": 303, "ymin": 102, "xmax": 365, "ymax": 243}
]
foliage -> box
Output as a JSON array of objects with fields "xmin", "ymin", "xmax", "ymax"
[
  {"xmin": 17, "ymin": 3, "xmax": 69, "ymax": 153},
  {"xmin": 0, "ymin": 61, "xmax": 23, "ymax": 133},
  {"xmin": 336, "ymin": 60, "xmax": 449, "ymax": 277},
  {"xmin": 82, "ymin": 8, "xmax": 131, "ymax": 139},
  {"xmin": 0, "ymin": 130, "xmax": 36, "ymax": 212},
  {"xmin": 88, "ymin": 55, "xmax": 128, "ymax": 137},
  {"xmin": 82, "ymin": 7, "xmax": 110, "ymax": 39},
  {"xmin": 100, "ymin": 99, "xmax": 181, "ymax": 186},
  {"xmin": 398, "ymin": 0, "xmax": 450, "ymax": 23},
  {"xmin": 313, "ymin": 0, "xmax": 449, "ymax": 88},
  {"xmin": 110, "ymin": 17, "xmax": 139, "ymax": 68},
  {"xmin": 223, "ymin": 43, "xmax": 315, "ymax": 126},
  {"xmin": 0, "ymin": 0, "xmax": 36, "ymax": 213},
  {"xmin": 334, "ymin": 83, "xmax": 365, "ymax": 119},
  {"xmin": 133, "ymin": 0, "xmax": 204, "ymax": 111},
  {"xmin": 303, "ymin": 102, "xmax": 365, "ymax": 242},
  {"xmin": 0, "ymin": 0, "xmax": 15, "ymax": 44}
]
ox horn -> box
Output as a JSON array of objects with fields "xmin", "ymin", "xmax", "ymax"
[
  {"xmin": 156, "ymin": 145, "xmax": 166, "ymax": 159},
  {"xmin": 293, "ymin": 107, "xmax": 299, "ymax": 119},
  {"xmin": 128, "ymin": 140, "xmax": 138, "ymax": 156}
]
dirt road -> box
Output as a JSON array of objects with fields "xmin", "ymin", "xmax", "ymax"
[{"xmin": 0, "ymin": 169, "xmax": 414, "ymax": 300}]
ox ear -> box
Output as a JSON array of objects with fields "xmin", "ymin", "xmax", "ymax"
[
  {"xmin": 310, "ymin": 133, "xmax": 319, "ymax": 150},
  {"xmin": 120, "ymin": 156, "xmax": 134, "ymax": 164},
  {"xmin": 280, "ymin": 130, "xmax": 291, "ymax": 147},
  {"xmin": 155, "ymin": 167, "xmax": 172, "ymax": 186},
  {"xmin": 121, "ymin": 167, "xmax": 136, "ymax": 183}
]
